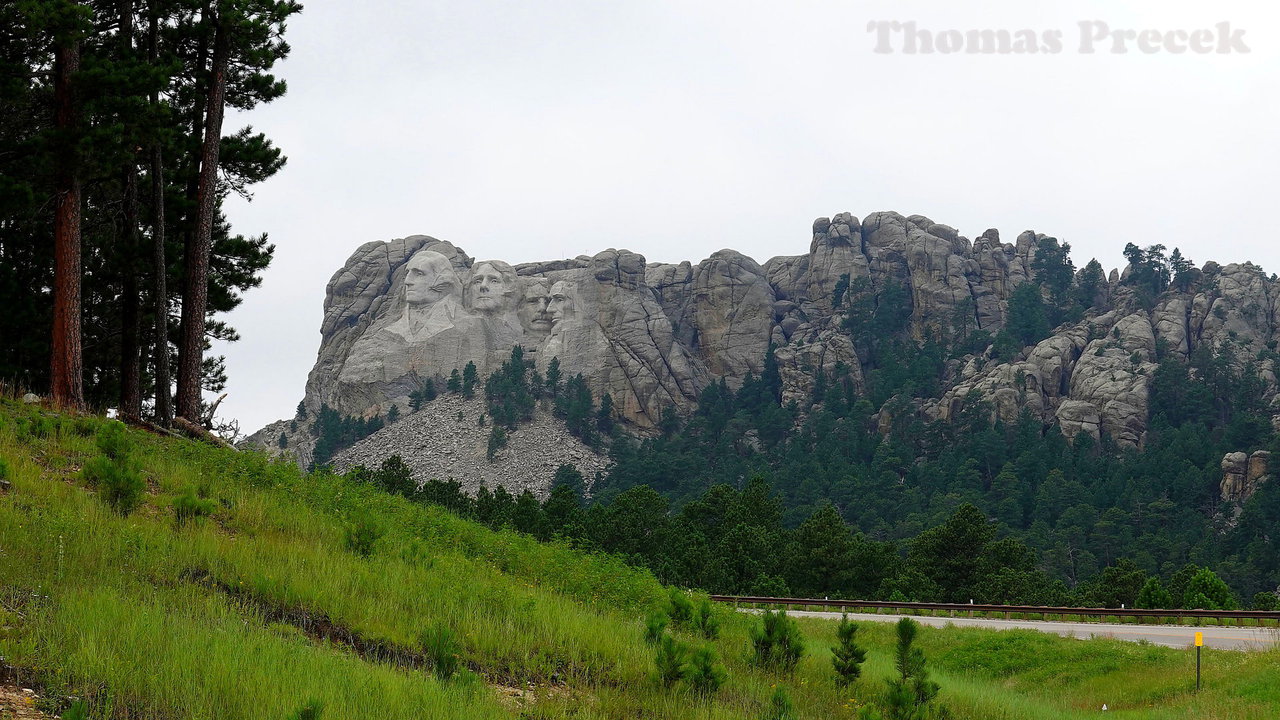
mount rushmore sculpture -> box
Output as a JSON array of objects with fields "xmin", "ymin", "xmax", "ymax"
[{"xmin": 309, "ymin": 235, "xmax": 708, "ymax": 429}]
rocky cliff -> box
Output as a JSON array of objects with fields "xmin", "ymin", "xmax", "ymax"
[{"xmin": 247, "ymin": 210, "xmax": 1280, "ymax": 470}]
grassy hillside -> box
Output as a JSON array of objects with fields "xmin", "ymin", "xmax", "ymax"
[{"xmin": 1, "ymin": 400, "xmax": 1278, "ymax": 719}]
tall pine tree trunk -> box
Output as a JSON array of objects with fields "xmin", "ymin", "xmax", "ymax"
[
  {"xmin": 51, "ymin": 22, "xmax": 84, "ymax": 411},
  {"xmin": 176, "ymin": 7, "xmax": 228, "ymax": 422},
  {"xmin": 148, "ymin": 6, "xmax": 172, "ymax": 425},
  {"xmin": 118, "ymin": 0, "xmax": 142, "ymax": 420}
]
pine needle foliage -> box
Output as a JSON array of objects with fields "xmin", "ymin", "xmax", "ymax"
[
  {"xmin": 831, "ymin": 613, "xmax": 867, "ymax": 686},
  {"xmin": 749, "ymin": 610, "xmax": 804, "ymax": 672}
]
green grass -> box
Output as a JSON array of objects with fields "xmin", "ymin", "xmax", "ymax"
[{"xmin": 1, "ymin": 400, "xmax": 1278, "ymax": 719}]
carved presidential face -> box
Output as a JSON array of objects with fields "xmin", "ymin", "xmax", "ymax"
[
  {"xmin": 518, "ymin": 279, "xmax": 553, "ymax": 333},
  {"xmin": 467, "ymin": 261, "xmax": 516, "ymax": 314},
  {"xmin": 548, "ymin": 281, "xmax": 577, "ymax": 330},
  {"xmin": 404, "ymin": 250, "xmax": 461, "ymax": 306}
]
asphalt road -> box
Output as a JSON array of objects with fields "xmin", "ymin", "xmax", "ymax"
[{"xmin": 768, "ymin": 610, "xmax": 1279, "ymax": 650}]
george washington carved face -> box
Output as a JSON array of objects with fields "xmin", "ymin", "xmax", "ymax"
[{"xmin": 403, "ymin": 250, "xmax": 461, "ymax": 306}]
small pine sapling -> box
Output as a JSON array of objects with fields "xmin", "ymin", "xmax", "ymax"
[
  {"xmin": 693, "ymin": 596, "xmax": 720, "ymax": 639},
  {"xmin": 831, "ymin": 613, "xmax": 867, "ymax": 686},
  {"xmin": 750, "ymin": 609, "xmax": 805, "ymax": 672},
  {"xmin": 344, "ymin": 513, "xmax": 385, "ymax": 557},
  {"xmin": 95, "ymin": 420, "xmax": 132, "ymax": 460},
  {"xmin": 421, "ymin": 623, "xmax": 461, "ymax": 680},
  {"xmin": 665, "ymin": 587, "xmax": 694, "ymax": 628},
  {"xmin": 685, "ymin": 646, "xmax": 727, "ymax": 695},
  {"xmin": 643, "ymin": 611, "xmax": 669, "ymax": 644},
  {"xmin": 763, "ymin": 687, "xmax": 794, "ymax": 720},
  {"xmin": 884, "ymin": 618, "xmax": 939, "ymax": 720},
  {"xmin": 99, "ymin": 461, "xmax": 145, "ymax": 515},
  {"xmin": 653, "ymin": 634, "xmax": 688, "ymax": 688}
]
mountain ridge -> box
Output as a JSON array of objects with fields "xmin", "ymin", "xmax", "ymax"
[{"xmin": 247, "ymin": 210, "xmax": 1280, "ymax": 475}]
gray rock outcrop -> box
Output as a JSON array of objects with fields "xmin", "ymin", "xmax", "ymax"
[
  {"xmin": 1221, "ymin": 449, "xmax": 1272, "ymax": 504},
  {"xmin": 248, "ymin": 210, "xmax": 1280, "ymax": 468}
]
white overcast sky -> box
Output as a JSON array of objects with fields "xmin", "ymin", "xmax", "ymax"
[{"xmin": 217, "ymin": 0, "xmax": 1279, "ymax": 433}]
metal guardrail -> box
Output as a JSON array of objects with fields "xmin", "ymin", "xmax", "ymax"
[{"xmin": 708, "ymin": 595, "xmax": 1280, "ymax": 622}]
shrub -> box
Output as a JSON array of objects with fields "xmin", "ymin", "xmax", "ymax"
[
  {"xmin": 344, "ymin": 513, "xmax": 385, "ymax": 557},
  {"xmin": 99, "ymin": 460, "xmax": 146, "ymax": 515},
  {"xmin": 685, "ymin": 646, "xmax": 726, "ymax": 695},
  {"xmin": 287, "ymin": 699, "xmax": 324, "ymax": 720},
  {"xmin": 373, "ymin": 455, "xmax": 415, "ymax": 498},
  {"xmin": 1136, "ymin": 577, "xmax": 1174, "ymax": 609},
  {"xmin": 71, "ymin": 416, "xmax": 96, "ymax": 437},
  {"xmin": 1252, "ymin": 591, "xmax": 1279, "ymax": 611},
  {"xmin": 96, "ymin": 420, "xmax": 131, "ymax": 460},
  {"xmin": 31, "ymin": 416, "xmax": 57, "ymax": 439},
  {"xmin": 762, "ymin": 687, "xmax": 794, "ymax": 720},
  {"xmin": 80, "ymin": 455, "xmax": 115, "ymax": 486},
  {"xmin": 62, "ymin": 701, "xmax": 89, "ymax": 720},
  {"xmin": 421, "ymin": 624, "xmax": 461, "ymax": 680},
  {"xmin": 665, "ymin": 587, "xmax": 694, "ymax": 628},
  {"xmin": 750, "ymin": 610, "xmax": 804, "ymax": 672},
  {"xmin": 643, "ymin": 611, "xmax": 669, "ymax": 644},
  {"xmin": 831, "ymin": 613, "xmax": 867, "ymax": 686},
  {"xmin": 653, "ymin": 634, "xmax": 688, "ymax": 688},
  {"xmin": 173, "ymin": 486, "xmax": 218, "ymax": 525},
  {"xmin": 1183, "ymin": 568, "xmax": 1237, "ymax": 610},
  {"xmin": 692, "ymin": 596, "xmax": 720, "ymax": 639}
]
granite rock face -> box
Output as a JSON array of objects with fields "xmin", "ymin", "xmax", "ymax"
[
  {"xmin": 1222, "ymin": 449, "xmax": 1271, "ymax": 504},
  {"xmin": 247, "ymin": 211, "xmax": 1280, "ymax": 469},
  {"xmin": 929, "ymin": 260, "xmax": 1280, "ymax": 449}
]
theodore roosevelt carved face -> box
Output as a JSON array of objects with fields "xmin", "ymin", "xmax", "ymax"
[{"xmin": 518, "ymin": 278, "xmax": 553, "ymax": 334}]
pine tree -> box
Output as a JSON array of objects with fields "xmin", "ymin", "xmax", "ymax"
[
  {"xmin": 885, "ymin": 618, "xmax": 939, "ymax": 720},
  {"xmin": 447, "ymin": 368, "xmax": 462, "ymax": 393},
  {"xmin": 177, "ymin": 0, "xmax": 301, "ymax": 421},
  {"xmin": 462, "ymin": 360, "xmax": 477, "ymax": 398},
  {"xmin": 831, "ymin": 614, "xmax": 867, "ymax": 686},
  {"xmin": 597, "ymin": 393, "xmax": 615, "ymax": 436},
  {"xmin": 49, "ymin": 1, "xmax": 89, "ymax": 411},
  {"xmin": 545, "ymin": 356, "xmax": 561, "ymax": 395}
]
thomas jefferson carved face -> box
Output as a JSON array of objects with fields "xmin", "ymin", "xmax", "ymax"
[
  {"xmin": 518, "ymin": 278, "xmax": 553, "ymax": 333},
  {"xmin": 467, "ymin": 261, "xmax": 517, "ymax": 314},
  {"xmin": 404, "ymin": 250, "xmax": 461, "ymax": 306},
  {"xmin": 548, "ymin": 280, "xmax": 577, "ymax": 330}
]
